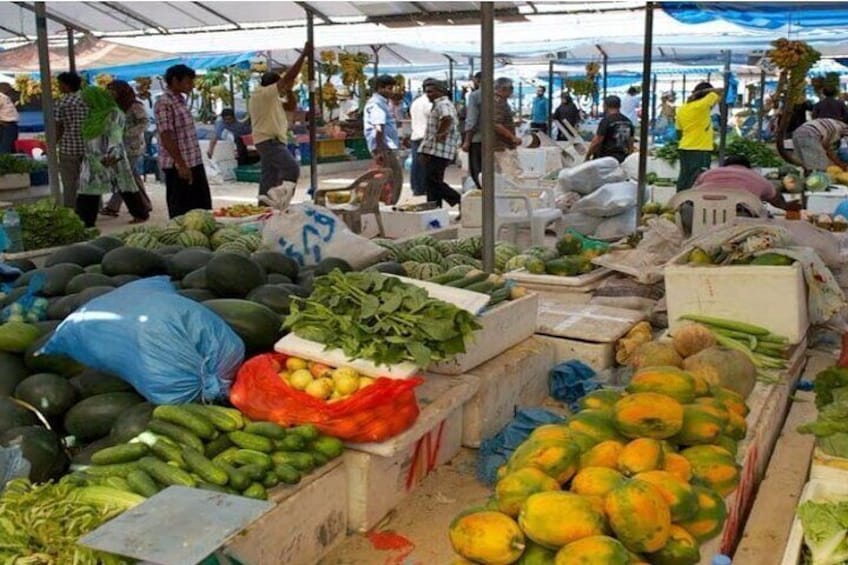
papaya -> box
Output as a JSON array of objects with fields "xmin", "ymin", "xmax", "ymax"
[
  {"xmin": 516, "ymin": 540, "xmax": 557, "ymax": 564},
  {"xmin": 613, "ymin": 393, "xmax": 684, "ymax": 440},
  {"xmin": 677, "ymin": 486, "xmax": 727, "ymax": 543},
  {"xmin": 713, "ymin": 435, "xmax": 738, "ymax": 457},
  {"xmin": 449, "ymin": 509, "xmax": 526, "ymax": 565},
  {"xmin": 554, "ymin": 535, "xmax": 630, "ymax": 565},
  {"xmin": 579, "ymin": 440, "xmax": 626, "ymax": 470},
  {"xmin": 626, "ymin": 367, "xmax": 696, "ymax": 404},
  {"xmin": 507, "ymin": 440, "xmax": 581, "ymax": 484},
  {"xmin": 680, "ymin": 445, "xmax": 740, "ymax": 497},
  {"xmin": 618, "ymin": 438, "xmax": 665, "ymax": 476},
  {"xmin": 723, "ymin": 410, "xmax": 747, "ymax": 441},
  {"xmin": 647, "ymin": 525, "xmax": 701, "ymax": 565},
  {"xmin": 605, "ymin": 480, "xmax": 672, "ymax": 553},
  {"xmin": 662, "ymin": 453, "xmax": 693, "ymax": 483},
  {"xmin": 568, "ymin": 409, "xmax": 621, "ymax": 443},
  {"xmin": 633, "ymin": 470, "xmax": 698, "ymax": 522},
  {"xmin": 578, "ymin": 389, "xmax": 622, "ymax": 412},
  {"xmin": 710, "ymin": 386, "xmax": 749, "ymax": 417},
  {"xmin": 528, "ymin": 424, "xmax": 573, "ymax": 444},
  {"xmin": 496, "ymin": 468, "xmax": 561, "ymax": 518},
  {"xmin": 690, "ymin": 373, "xmax": 712, "ymax": 397},
  {"xmin": 671, "ymin": 404, "xmax": 726, "ymax": 446},
  {"xmin": 518, "ymin": 491, "xmax": 607, "ymax": 549},
  {"xmin": 570, "ymin": 466, "xmax": 626, "ymax": 499}
]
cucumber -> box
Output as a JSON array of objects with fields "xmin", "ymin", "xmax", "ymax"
[
  {"xmin": 231, "ymin": 449, "xmax": 273, "ymax": 470},
  {"xmin": 139, "ymin": 457, "xmax": 196, "ymax": 487},
  {"xmin": 219, "ymin": 463, "xmax": 250, "ymax": 491},
  {"xmin": 271, "ymin": 451, "xmax": 315, "ymax": 472},
  {"xmin": 181, "ymin": 404, "xmax": 244, "ymax": 432},
  {"xmin": 126, "ymin": 469, "xmax": 160, "ymax": 497},
  {"xmin": 487, "ymin": 287, "xmax": 510, "ymax": 307},
  {"xmin": 274, "ymin": 463, "xmax": 301, "ymax": 485},
  {"xmin": 237, "ymin": 464, "xmax": 267, "ymax": 481},
  {"xmin": 311, "ymin": 452, "xmax": 329, "ymax": 467},
  {"xmin": 91, "ymin": 442, "xmax": 149, "ymax": 465},
  {"xmin": 242, "ymin": 482, "xmax": 267, "ymax": 500},
  {"xmin": 428, "ymin": 272, "xmax": 464, "ymax": 285},
  {"xmin": 153, "ymin": 405, "xmax": 217, "ymax": 440},
  {"xmin": 466, "ymin": 280, "xmax": 495, "ymax": 293},
  {"xmin": 103, "ymin": 476, "xmax": 133, "ymax": 492},
  {"xmin": 273, "ymin": 434, "xmax": 306, "ymax": 452},
  {"xmin": 148, "ymin": 437, "xmax": 187, "ymax": 468},
  {"xmin": 289, "ymin": 424, "xmax": 319, "ymax": 442},
  {"xmin": 311, "ymin": 435, "xmax": 344, "ymax": 459},
  {"xmin": 181, "ymin": 447, "xmax": 229, "ymax": 486},
  {"xmin": 82, "ymin": 462, "xmax": 139, "ymax": 477},
  {"xmin": 204, "ymin": 434, "xmax": 234, "ymax": 459},
  {"xmin": 243, "ymin": 422, "xmax": 288, "ymax": 439},
  {"xmin": 446, "ymin": 272, "xmax": 489, "ymax": 288},
  {"xmin": 195, "ymin": 481, "xmax": 233, "ymax": 494},
  {"xmin": 228, "ymin": 431, "xmax": 274, "ymax": 453},
  {"xmin": 262, "ymin": 471, "xmax": 279, "ymax": 488},
  {"xmin": 147, "ymin": 419, "xmax": 205, "ymax": 452},
  {"xmin": 212, "ymin": 447, "xmax": 241, "ymax": 466}
]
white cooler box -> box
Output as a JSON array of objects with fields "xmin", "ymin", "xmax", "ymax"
[
  {"xmin": 806, "ymin": 186, "xmax": 848, "ymax": 215},
  {"xmin": 381, "ymin": 206, "xmax": 451, "ymax": 238}
]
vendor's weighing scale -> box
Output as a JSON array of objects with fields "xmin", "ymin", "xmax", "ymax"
[{"xmin": 79, "ymin": 486, "xmax": 272, "ymax": 565}]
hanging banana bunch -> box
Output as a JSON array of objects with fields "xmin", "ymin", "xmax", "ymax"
[
  {"xmin": 94, "ymin": 73, "xmax": 114, "ymax": 88},
  {"xmin": 134, "ymin": 76, "xmax": 152, "ymax": 101}
]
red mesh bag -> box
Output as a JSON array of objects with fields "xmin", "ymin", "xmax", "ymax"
[{"xmin": 229, "ymin": 353, "xmax": 422, "ymax": 443}]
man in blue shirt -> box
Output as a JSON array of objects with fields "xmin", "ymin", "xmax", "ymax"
[
  {"xmin": 364, "ymin": 75, "xmax": 402, "ymax": 203},
  {"xmin": 207, "ymin": 108, "xmax": 256, "ymax": 166},
  {"xmin": 531, "ymin": 85, "xmax": 549, "ymax": 134}
]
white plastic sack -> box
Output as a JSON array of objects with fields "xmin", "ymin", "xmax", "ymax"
[
  {"xmin": 261, "ymin": 202, "xmax": 388, "ymax": 270},
  {"xmin": 592, "ymin": 218, "xmax": 684, "ymax": 284},
  {"xmin": 572, "ymin": 181, "xmax": 638, "ymax": 218},
  {"xmin": 558, "ymin": 157, "xmax": 626, "ymax": 195},
  {"xmin": 555, "ymin": 191, "xmax": 582, "ymax": 212},
  {"xmin": 560, "ymin": 211, "xmax": 604, "ymax": 236},
  {"xmin": 594, "ymin": 207, "xmax": 638, "ymax": 240}
]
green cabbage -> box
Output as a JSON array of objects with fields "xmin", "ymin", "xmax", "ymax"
[{"xmin": 798, "ymin": 499, "xmax": 848, "ymax": 565}]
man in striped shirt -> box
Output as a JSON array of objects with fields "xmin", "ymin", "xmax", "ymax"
[
  {"xmin": 791, "ymin": 118, "xmax": 848, "ymax": 173},
  {"xmin": 418, "ymin": 79, "xmax": 461, "ymax": 209}
]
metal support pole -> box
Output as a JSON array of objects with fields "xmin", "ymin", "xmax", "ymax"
[
  {"xmin": 757, "ymin": 69, "xmax": 766, "ymax": 141},
  {"xmin": 371, "ymin": 45, "xmax": 381, "ymax": 80},
  {"xmin": 651, "ymin": 73, "xmax": 658, "ymax": 128},
  {"xmin": 636, "ymin": 2, "xmax": 654, "ymax": 217},
  {"xmin": 547, "ymin": 60, "xmax": 554, "ymax": 134},
  {"xmin": 718, "ymin": 50, "xmax": 731, "ymax": 163},
  {"xmin": 602, "ymin": 53, "xmax": 608, "ymax": 101},
  {"xmin": 306, "ymin": 12, "xmax": 318, "ymax": 197},
  {"xmin": 227, "ymin": 67, "xmax": 235, "ymax": 110},
  {"xmin": 481, "ymin": 4, "xmax": 495, "ymax": 273},
  {"xmin": 36, "ymin": 2, "xmax": 61, "ymax": 205},
  {"xmin": 518, "ymin": 81, "xmax": 523, "ymax": 121},
  {"xmin": 468, "ymin": 56, "xmax": 474, "ymax": 77},
  {"xmin": 66, "ymin": 27, "xmax": 76, "ymax": 73},
  {"xmin": 682, "ymin": 73, "xmax": 687, "ymax": 100},
  {"xmin": 707, "ymin": 72, "xmax": 712, "ymax": 83},
  {"xmin": 446, "ymin": 56, "xmax": 454, "ymax": 102}
]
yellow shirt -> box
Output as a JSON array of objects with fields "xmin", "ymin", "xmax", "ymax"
[
  {"xmin": 675, "ymin": 92, "xmax": 719, "ymax": 151},
  {"xmin": 249, "ymin": 84, "xmax": 288, "ymax": 144}
]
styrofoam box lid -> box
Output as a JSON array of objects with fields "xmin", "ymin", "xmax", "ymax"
[{"xmin": 780, "ymin": 479, "xmax": 848, "ymax": 565}]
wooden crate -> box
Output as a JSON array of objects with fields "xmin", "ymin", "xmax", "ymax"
[
  {"xmin": 224, "ymin": 460, "xmax": 347, "ymax": 565},
  {"xmin": 461, "ymin": 337, "xmax": 555, "ymax": 448},
  {"xmin": 344, "ymin": 373, "xmax": 478, "ymax": 532}
]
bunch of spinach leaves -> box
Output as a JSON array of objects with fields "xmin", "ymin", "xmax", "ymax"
[{"xmin": 7, "ymin": 199, "xmax": 96, "ymax": 251}]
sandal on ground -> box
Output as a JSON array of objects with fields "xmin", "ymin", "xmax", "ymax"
[
  {"xmin": 99, "ymin": 208, "xmax": 119, "ymax": 217},
  {"xmin": 128, "ymin": 217, "xmax": 148, "ymax": 224}
]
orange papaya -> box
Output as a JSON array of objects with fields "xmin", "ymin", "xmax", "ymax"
[
  {"xmin": 578, "ymin": 389, "xmax": 623, "ymax": 412},
  {"xmin": 518, "ymin": 491, "xmax": 607, "ymax": 549},
  {"xmin": 568, "ymin": 409, "xmax": 622, "ymax": 443},
  {"xmin": 507, "ymin": 440, "xmax": 581, "ymax": 484},
  {"xmin": 626, "ymin": 367, "xmax": 696, "ymax": 404},
  {"xmin": 618, "ymin": 438, "xmax": 665, "ymax": 476},
  {"xmin": 580, "ymin": 440, "xmax": 626, "ymax": 470},
  {"xmin": 677, "ymin": 486, "xmax": 727, "ymax": 543},
  {"xmin": 613, "ymin": 392, "xmax": 684, "ymax": 440},
  {"xmin": 671, "ymin": 404, "xmax": 726, "ymax": 446},
  {"xmin": 570, "ymin": 466, "xmax": 627, "ymax": 499},
  {"xmin": 449, "ymin": 509, "xmax": 526, "ymax": 564},
  {"xmin": 554, "ymin": 535, "xmax": 630, "ymax": 565},
  {"xmin": 496, "ymin": 467, "xmax": 561, "ymax": 517},
  {"xmin": 605, "ymin": 479, "xmax": 672, "ymax": 553},
  {"xmin": 647, "ymin": 524, "xmax": 701, "ymax": 565},
  {"xmin": 710, "ymin": 386, "xmax": 749, "ymax": 417},
  {"xmin": 632, "ymin": 470, "xmax": 698, "ymax": 522},
  {"xmin": 662, "ymin": 453, "xmax": 693, "ymax": 483},
  {"xmin": 723, "ymin": 410, "xmax": 747, "ymax": 441},
  {"xmin": 680, "ymin": 445, "xmax": 739, "ymax": 497}
]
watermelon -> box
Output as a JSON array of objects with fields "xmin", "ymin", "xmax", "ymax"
[
  {"xmin": 494, "ymin": 243, "xmax": 520, "ymax": 272},
  {"xmin": 210, "ymin": 228, "xmax": 242, "ymax": 249},
  {"xmin": 525, "ymin": 257, "xmax": 546, "ymax": 274},
  {"xmin": 177, "ymin": 230, "xmax": 210, "ymax": 249},
  {"xmin": 415, "ymin": 262, "xmax": 445, "ymax": 280},
  {"xmin": 402, "ymin": 261, "xmax": 420, "ymax": 276},
  {"xmin": 407, "ymin": 235, "xmax": 440, "ymax": 249},
  {"xmin": 215, "ymin": 241, "xmax": 251, "ymax": 257},
  {"xmin": 168, "ymin": 216, "xmax": 185, "ymax": 229},
  {"xmin": 157, "ymin": 227, "xmax": 184, "ymax": 245},
  {"xmin": 806, "ymin": 171, "xmax": 830, "ymax": 192},
  {"xmin": 436, "ymin": 239, "xmax": 461, "ymax": 256},
  {"xmin": 236, "ymin": 234, "xmax": 262, "ymax": 252},
  {"xmin": 526, "ymin": 246, "xmax": 559, "ymax": 261},
  {"xmin": 405, "ymin": 245, "xmax": 443, "ymax": 264},
  {"xmin": 374, "ymin": 239, "xmax": 405, "ymax": 261},
  {"xmin": 446, "ymin": 265, "xmax": 474, "ymax": 277},
  {"xmin": 458, "ymin": 236, "xmax": 482, "ymax": 258},
  {"xmin": 444, "ymin": 253, "xmax": 477, "ymax": 269},
  {"xmin": 123, "ymin": 232, "xmax": 161, "ymax": 250},
  {"xmin": 504, "ymin": 254, "xmax": 532, "ymax": 272},
  {"xmin": 183, "ymin": 209, "xmax": 218, "ymax": 235}
]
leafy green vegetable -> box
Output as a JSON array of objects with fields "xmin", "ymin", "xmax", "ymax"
[
  {"xmin": 654, "ymin": 141, "xmax": 679, "ymax": 164},
  {"xmin": 724, "ymin": 137, "xmax": 785, "ymax": 168},
  {"xmin": 4, "ymin": 199, "xmax": 97, "ymax": 251},
  {"xmin": 284, "ymin": 270, "xmax": 481, "ymax": 367},
  {"xmin": 814, "ymin": 367, "xmax": 848, "ymax": 409},
  {"xmin": 0, "ymin": 154, "xmax": 39, "ymax": 176},
  {"xmin": 798, "ymin": 498, "xmax": 848, "ymax": 565}
]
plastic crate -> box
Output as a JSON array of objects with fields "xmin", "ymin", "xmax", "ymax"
[
  {"xmin": 234, "ymin": 165, "xmax": 261, "ymax": 183},
  {"xmin": 345, "ymin": 137, "xmax": 371, "ymax": 160},
  {"xmin": 317, "ymin": 139, "xmax": 346, "ymax": 158}
]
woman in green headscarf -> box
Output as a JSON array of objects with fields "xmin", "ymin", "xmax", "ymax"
[{"xmin": 77, "ymin": 86, "xmax": 149, "ymax": 227}]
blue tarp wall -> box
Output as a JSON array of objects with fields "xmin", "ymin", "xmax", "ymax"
[{"xmin": 661, "ymin": 2, "xmax": 848, "ymax": 30}]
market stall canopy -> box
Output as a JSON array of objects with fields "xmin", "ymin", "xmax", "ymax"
[
  {"xmin": 661, "ymin": 2, "xmax": 848, "ymax": 30},
  {"xmin": 0, "ymin": 35, "xmax": 169, "ymax": 73}
]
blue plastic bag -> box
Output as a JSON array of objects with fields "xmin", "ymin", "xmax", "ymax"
[
  {"xmin": 2, "ymin": 271, "xmax": 47, "ymax": 323},
  {"xmin": 40, "ymin": 277, "xmax": 245, "ymax": 405},
  {"xmin": 549, "ymin": 360, "xmax": 599, "ymax": 412}
]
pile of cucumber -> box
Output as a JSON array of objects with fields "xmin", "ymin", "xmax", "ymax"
[
  {"xmin": 428, "ymin": 269, "xmax": 528, "ymax": 308},
  {"xmin": 68, "ymin": 404, "xmax": 344, "ymax": 501}
]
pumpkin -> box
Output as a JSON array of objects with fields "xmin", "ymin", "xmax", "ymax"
[
  {"xmin": 568, "ymin": 409, "xmax": 621, "ymax": 443},
  {"xmin": 496, "ymin": 467, "xmax": 561, "ymax": 517},
  {"xmin": 605, "ymin": 479, "xmax": 672, "ymax": 553},
  {"xmin": 723, "ymin": 410, "xmax": 747, "ymax": 441},
  {"xmin": 710, "ymin": 386, "xmax": 749, "ymax": 417},
  {"xmin": 626, "ymin": 367, "xmax": 697, "ymax": 404},
  {"xmin": 580, "ymin": 440, "xmax": 626, "ymax": 470},
  {"xmin": 507, "ymin": 440, "xmax": 581, "ymax": 484},
  {"xmin": 449, "ymin": 509, "xmax": 526, "ymax": 565},
  {"xmin": 578, "ymin": 389, "xmax": 623, "ymax": 411},
  {"xmin": 618, "ymin": 438, "xmax": 665, "ymax": 476},
  {"xmin": 647, "ymin": 525, "xmax": 701, "ymax": 565},
  {"xmin": 683, "ymin": 346, "xmax": 756, "ymax": 398},
  {"xmin": 677, "ymin": 486, "xmax": 727, "ymax": 543},
  {"xmin": 632, "ymin": 470, "xmax": 698, "ymax": 522},
  {"xmin": 680, "ymin": 445, "xmax": 740, "ymax": 497},
  {"xmin": 518, "ymin": 491, "xmax": 607, "ymax": 549},
  {"xmin": 672, "ymin": 323, "xmax": 717, "ymax": 358},
  {"xmin": 570, "ymin": 466, "xmax": 627, "ymax": 498},
  {"xmin": 554, "ymin": 535, "xmax": 630, "ymax": 565},
  {"xmin": 628, "ymin": 342, "xmax": 683, "ymax": 370},
  {"xmin": 613, "ymin": 393, "xmax": 684, "ymax": 440},
  {"xmin": 662, "ymin": 453, "xmax": 694, "ymax": 483},
  {"xmin": 671, "ymin": 404, "xmax": 726, "ymax": 446},
  {"xmin": 516, "ymin": 540, "xmax": 558, "ymax": 564}
]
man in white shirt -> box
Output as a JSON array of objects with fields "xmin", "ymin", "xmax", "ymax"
[
  {"xmin": 621, "ymin": 86, "xmax": 641, "ymax": 124},
  {"xmin": 0, "ymin": 83, "xmax": 20, "ymax": 154},
  {"xmin": 408, "ymin": 91, "xmax": 432, "ymax": 196},
  {"xmin": 461, "ymin": 72, "xmax": 482, "ymax": 188}
]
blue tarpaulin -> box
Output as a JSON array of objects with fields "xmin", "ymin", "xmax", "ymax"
[
  {"xmin": 661, "ymin": 2, "xmax": 848, "ymax": 30},
  {"xmin": 80, "ymin": 51, "xmax": 256, "ymax": 80}
]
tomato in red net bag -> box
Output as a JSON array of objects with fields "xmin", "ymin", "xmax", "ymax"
[{"xmin": 229, "ymin": 353, "xmax": 422, "ymax": 443}]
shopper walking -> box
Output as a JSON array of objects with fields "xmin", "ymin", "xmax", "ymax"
[
  {"xmin": 364, "ymin": 74, "xmax": 403, "ymax": 204},
  {"xmin": 462, "ymin": 72, "xmax": 483, "ymax": 188},
  {"xmin": 621, "ymin": 86, "xmax": 641, "ymax": 124},
  {"xmin": 418, "ymin": 79, "xmax": 461, "ymax": 209},
  {"xmin": 154, "ymin": 64, "xmax": 212, "ymax": 217},
  {"xmin": 585, "ymin": 95, "xmax": 634, "ymax": 163},
  {"xmin": 248, "ymin": 42, "xmax": 310, "ymax": 200},
  {"xmin": 530, "ymin": 85, "xmax": 549, "ymax": 134},
  {"xmin": 675, "ymin": 82, "xmax": 723, "ymax": 191},
  {"xmin": 493, "ymin": 78, "xmax": 523, "ymax": 178},
  {"xmin": 207, "ymin": 108, "xmax": 256, "ymax": 166},
  {"xmin": 55, "ymin": 72, "xmax": 88, "ymax": 208},
  {"xmin": 100, "ymin": 80, "xmax": 152, "ymax": 218},
  {"xmin": 0, "ymin": 83, "xmax": 19, "ymax": 154},
  {"xmin": 76, "ymin": 87, "xmax": 149, "ymax": 227},
  {"xmin": 553, "ymin": 93, "xmax": 580, "ymax": 140},
  {"xmin": 408, "ymin": 91, "xmax": 431, "ymax": 196}
]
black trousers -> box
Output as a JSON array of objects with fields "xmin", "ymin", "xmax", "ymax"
[
  {"xmin": 469, "ymin": 142, "xmax": 482, "ymax": 189},
  {"xmin": 422, "ymin": 155, "xmax": 461, "ymax": 208},
  {"xmin": 163, "ymin": 164, "xmax": 212, "ymax": 218},
  {"xmin": 76, "ymin": 191, "xmax": 149, "ymax": 228},
  {"xmin": 530, "ymin": 122, "xmax": 548, "ymax": 134}
]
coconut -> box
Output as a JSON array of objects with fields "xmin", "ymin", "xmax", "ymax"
[
  {"xmin": 672, "ymin": 323, "xmax": 717, "ymax": 358},
  {"xmin": 682, "ymin": 346, "xmax": 756, "ymax": 398},
  {"xmin": 628, "ymin": 341, "xmax": 683, "ymax": 370}
]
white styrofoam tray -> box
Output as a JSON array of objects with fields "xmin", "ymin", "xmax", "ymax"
[
  {"xmin": 780, "ymin": 479, "xmax": 848, "ymax": 565},
  {"xmin": 504, "ymin": 267, "xmax": 613, "ymax": 288},
  {"xmin": 811, "ymin": 446, "xmax": 848, "ymax": 482}
]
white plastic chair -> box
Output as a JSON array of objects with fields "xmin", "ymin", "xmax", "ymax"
[
  {"xmin": 490, "ymin": 175, "xmax": 562, "ymax": 245},
  {"xmin": 667, "ymin": 188, "xmax": 767, "ymax": 237}
]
